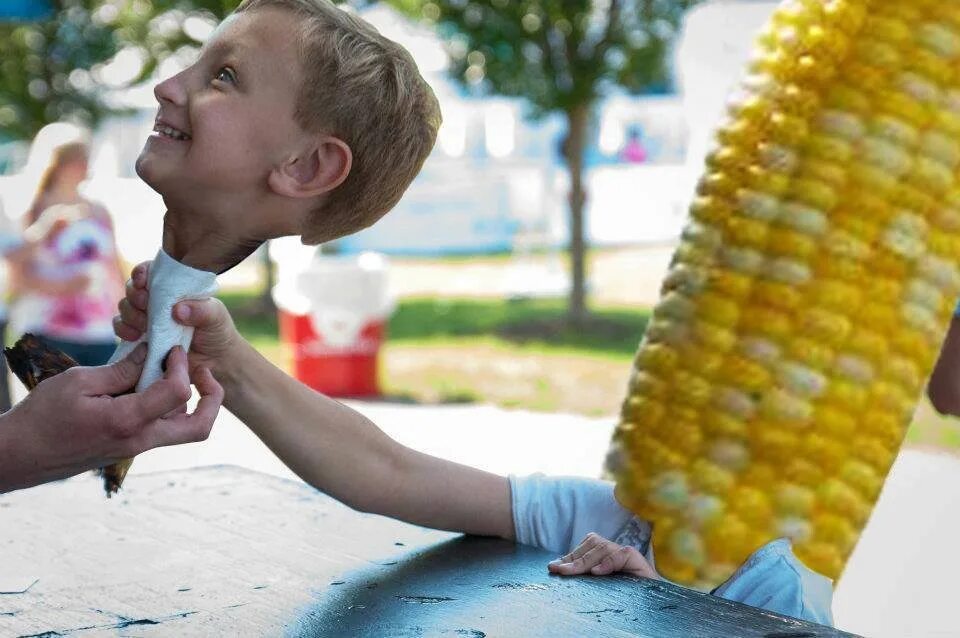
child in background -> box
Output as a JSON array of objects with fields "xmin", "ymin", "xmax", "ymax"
[{"xmin": 13, "ymin": 123, "xmax": 125, "ymax": 366}]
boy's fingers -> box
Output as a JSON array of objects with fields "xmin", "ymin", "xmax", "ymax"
[
  {"xmin": 555, "ymin": 532, "xmax": 602, "ymax": 564},
  {"xmin": 549, "ymin": 541, "xmax": 612, "ymax": 575},
  {"xmin": 118, "ymin": 297, "xmax": 148, "ymax": 332},
  {"xmin": 113, "ymin": 314, "xmax": 143, "ymax": 342},
  {"xmin": 174, "ymin": 299, "xmax": 222, "ymax": 328},
  {"xmin": 131, "ymin": 261, "xmax": 150, "ymax": 289},
  {"xmin": 591, "ymin": 546, "xmax": 632, "ymax": 575},
  {"xmin": 551, "ymin": 547, "xmax": 604, "ymax": 575},
  {"xmin": 124, "ymin": 277, "xmax": 148, "ymax": 310}
]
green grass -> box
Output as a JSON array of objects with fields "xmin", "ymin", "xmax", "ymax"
[
  {"xmin": 219, "ymin": 291, "xmax": 278, "ymax": 341},
  {"xmin": 389, "ymin": 297, "xmax": 648, "ymax": 359},
  {"xmin": 220, "ymin": 292, "xmax": 650, "ymax": 359}
]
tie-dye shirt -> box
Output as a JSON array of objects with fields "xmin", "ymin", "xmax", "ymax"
[{"xmin": 15, "ymin": 204, "xmax": 123, "ymax": 343}]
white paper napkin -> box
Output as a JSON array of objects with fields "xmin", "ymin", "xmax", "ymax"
[{"xmin": 109, "ymin": 248, "xmax": 218, "ymax": 391}]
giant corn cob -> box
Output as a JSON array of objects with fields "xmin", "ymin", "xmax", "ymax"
[{"xmin": 606, "ymin": 0, "xmax": 960, "ymax": 589}]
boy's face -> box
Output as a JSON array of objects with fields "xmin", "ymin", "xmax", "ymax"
[{"xmin": 136, "ymin": 8, "xmax": 307, "ymax": 213}]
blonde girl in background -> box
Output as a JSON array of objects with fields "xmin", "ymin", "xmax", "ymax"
[{"xmin": 11, "ymin": 123, "xmax": 125, "ymax": 366}]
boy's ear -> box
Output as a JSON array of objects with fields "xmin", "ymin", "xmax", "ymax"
[{"xmin": 268, "ymin": 136, "xmax": 352, "ymax": 199}]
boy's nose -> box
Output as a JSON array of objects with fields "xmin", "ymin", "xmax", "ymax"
[{"xmin": 153, "ymin": 70, "xmax": 188, "ymax": 106}]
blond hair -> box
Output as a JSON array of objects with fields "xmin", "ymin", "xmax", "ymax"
[
  {"xmin": 24, "ymin": 123, "xmax": 91, "ymax": 227},
  {"xmin": 236, "ymin": 0, "xmax": 442, "ymax": 244}
]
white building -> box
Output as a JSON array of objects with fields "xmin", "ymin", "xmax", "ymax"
[{"xmin": 1, "ymin": 2, "xmax": 775, "ymax": 264}]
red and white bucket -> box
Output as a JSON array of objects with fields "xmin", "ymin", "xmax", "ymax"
[{"xmin": 272, "ymin": 247, "xmax": 392, "ymax": 398}]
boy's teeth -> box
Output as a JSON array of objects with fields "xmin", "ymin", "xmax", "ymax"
[{"xmin": 157, "ymin": 125, "xmax": 190, "ymax": 140}]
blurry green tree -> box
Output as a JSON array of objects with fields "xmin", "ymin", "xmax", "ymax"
[
  {"xmin": 390, "ymin": 0, "xmax": 698, "ymax": 323},
  {"xmin": 0, "ymin": 0, "xmax": 244, "ymax": 142}
]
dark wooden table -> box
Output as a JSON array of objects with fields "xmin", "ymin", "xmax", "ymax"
[{"xmin": 0, "ymin": 466, "xmax": 856, "ymax": 637}]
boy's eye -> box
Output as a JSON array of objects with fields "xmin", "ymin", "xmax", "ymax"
[{"xmin": 214, "ymin": 66, "xmax": 237, "ymax": 84}]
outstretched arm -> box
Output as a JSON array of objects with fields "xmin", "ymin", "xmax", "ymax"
[{"xmin": 117, "ymin": 263, "xmax": 514, "ymax": 539}]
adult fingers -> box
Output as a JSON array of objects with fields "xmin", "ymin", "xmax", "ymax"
[
  {"xmin": 81, "ymin": 342, "xmax": 146, "ymax": 395},
  {"xmin": 111, "ymin": 347, "xmax": 192, "ymax": 427},
  {"xmin": 140, "ymin": 367, "xmax": 223, "ymax": 449}
]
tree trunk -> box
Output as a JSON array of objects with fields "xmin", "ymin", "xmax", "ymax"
[
  {"xmin": 563, "ymin": 105, "xmax": 590, "ymax": 325},
  {"xmin": 259, "ymin": 240, "xmax": 277, "ymax": 315}
]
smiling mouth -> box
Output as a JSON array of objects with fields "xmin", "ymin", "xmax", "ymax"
[{"xmin": 153, "ymin": 123, "xmax": 192, "ymax": 141}]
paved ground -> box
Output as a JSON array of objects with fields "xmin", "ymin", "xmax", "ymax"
[{"xmin": 123, "ymin": 399, "xmax": 960, "ymax": 637}]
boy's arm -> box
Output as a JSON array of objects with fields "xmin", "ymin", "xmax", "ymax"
[
  {"xmin": 116, "ymin": 265, "xmax": 514, "ymax": 540},
  {"xmin": 219, "ymin": 342, "xmax": 514, "ymax": 539},
  {"xmin": 929, "ymin": 314, "xmax": 960, "ymax": 416}
]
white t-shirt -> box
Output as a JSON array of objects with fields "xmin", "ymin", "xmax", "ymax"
[{"xmin": 509, "ymin": 473, "xmax": 834, "ymax": 626}]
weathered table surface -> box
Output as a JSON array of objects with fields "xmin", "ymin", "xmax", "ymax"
[{"xmin": 0, "ymin": 466, "xmax": 856, "ymax": 637}]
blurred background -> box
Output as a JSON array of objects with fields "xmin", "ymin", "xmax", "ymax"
[
  {"xmin": 3, "ymin": 0, "xmax": 951, "ymax": 443},
  {"xmin": 3, "ymin": 1, "xmax": 960, "ymax": 635}
]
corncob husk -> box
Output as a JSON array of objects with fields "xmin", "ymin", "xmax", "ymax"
[
  {"xmin": 5, "ymin": 334, "xmax": 133, "ymax": 496},
  {"xmin": 606, "ymin": 0, "xmax": 960, "ymax": 589}
]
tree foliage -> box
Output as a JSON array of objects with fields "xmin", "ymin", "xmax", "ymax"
[
  {"xmin": 393, "ymin": 0, "xmax": 699, "ymax": 116},
  {"xmin": 391, "ymin": 0, "xmax": 699, "ymax": 321},
  {"xmin": 0, "ymin": 0, "xmax": 236, "ymax": 141}
]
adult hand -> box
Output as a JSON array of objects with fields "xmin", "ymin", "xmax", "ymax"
[
  {"xmin": 547, "ymin": 532, "xmax": 661, "ymax": 580},
  {"xmin": 0, "ymin": 342, "xmax": 222, "ymax": 494},
  {"xmin": 114, "ymin": 261, "xmax": 240, "ymax": 378}
]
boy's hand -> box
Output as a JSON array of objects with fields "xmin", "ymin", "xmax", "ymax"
[
  {"xmin": 547, "ymin": 532, "xmax": 661, "ymax": 580},
  {"xmin": 114, "ymin": 261, "xmax": 239, "ymax": 378}
]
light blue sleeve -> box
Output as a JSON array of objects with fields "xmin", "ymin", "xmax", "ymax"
[
  {"xmin": 954, "ymin": 299, "xmax": 960, "ymax": 317},
  {"xmin": 712, "ymin": 538, "xmax": 834, "ymax": 626},
  {"xmin": 509, "ymin": 474, "xmax": 634, "ymax": 555}
]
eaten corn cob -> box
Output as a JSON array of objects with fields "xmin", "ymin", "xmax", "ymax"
[
  {"xmin": 5, "ymin": 334, "xmax": 132, "ymax": 496},
  {"xmin": 606, "ymin": 0, "xmax": 960, "ymax": 589}
]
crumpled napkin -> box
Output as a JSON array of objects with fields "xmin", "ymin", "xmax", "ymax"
[{"xmin": 109, "ymin": 248, "xmax": 218, "ymax": 391}]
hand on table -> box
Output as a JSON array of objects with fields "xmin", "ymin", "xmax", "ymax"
[{"xmin": 548, "ymin": 532, "xmax": 661, "ymax": 580}]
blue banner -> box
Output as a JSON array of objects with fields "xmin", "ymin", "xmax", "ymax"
[{"xmin": 0, "ymin": 0, "xmax": 54, "ymax": 20}]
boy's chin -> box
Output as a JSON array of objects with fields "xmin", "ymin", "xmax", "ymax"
[{"xmin": 134, "ymin": 155, "xmax": 168, "ymax": 196}]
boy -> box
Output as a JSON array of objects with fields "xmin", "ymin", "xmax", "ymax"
[
  {"xmin": 138, "ymin": 0, "xmax": 440, "ymax": 275},
  {"xmin": 103, "ymin": 0, "xmax": 440, "ymax": 487},
  {"xmin": 115, "ymin": 269, "xmax": 835, "ymax": 626}
]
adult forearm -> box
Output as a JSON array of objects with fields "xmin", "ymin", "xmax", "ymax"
[
  {"xmin": 0, "ymin": 410, "xmax": 55, "ymax": 494},
  {"xmin": 0, "ymin": 414, "xmax": 29, "ymax": 493}
]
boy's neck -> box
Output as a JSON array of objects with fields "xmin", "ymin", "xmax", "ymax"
[{"xmin": 162, "ymin": 213, "xmax": 263, "ymax": 274}]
